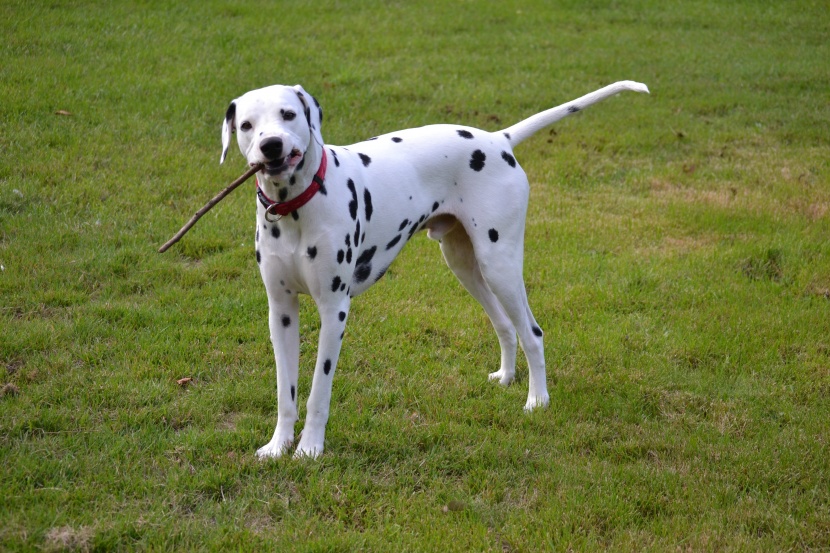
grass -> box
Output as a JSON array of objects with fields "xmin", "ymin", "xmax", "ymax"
[{"xmin": 2, "ymin": 0, "xmax": 829, "ymax": 550}]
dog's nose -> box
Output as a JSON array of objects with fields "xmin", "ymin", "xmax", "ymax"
[{"xmin": 260, "ymin": 137, "xmax": 284, "ymax": 160}]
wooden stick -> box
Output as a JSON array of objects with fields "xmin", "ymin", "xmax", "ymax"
[{"xmin": 158, "ymin": 163, "xmax": 263, "ymax": 253}]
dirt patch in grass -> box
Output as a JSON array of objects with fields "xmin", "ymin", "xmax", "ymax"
[{"xmin": 44, "ymin": 526, "xmax": 95, "ymax": 552}]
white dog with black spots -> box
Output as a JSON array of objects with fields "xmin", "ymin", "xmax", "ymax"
[{"xmin": 220, "ymin": 80, "xmax": 649, "ymax": 458}]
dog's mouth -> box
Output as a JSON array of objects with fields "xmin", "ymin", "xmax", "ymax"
[{"xmin": 262, "ymin": 149, "xmax": 304, "ymax": 176}]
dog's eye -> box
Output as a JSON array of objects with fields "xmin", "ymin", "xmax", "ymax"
[
  {"xmin": 281, "ymin": 110, "xmax": 297, "ymax": 122},
  {"xmin": 240, "ymin": 121, "xmax": 253, "ymax": 131}
]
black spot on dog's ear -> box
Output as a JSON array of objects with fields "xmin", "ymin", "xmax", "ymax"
[
  {"xmin": 307, "ymin": 246, "xmax": 317, "ymax": 259},
  {"xmin": 457, "ymin": 129, "xmax": 474, "ymax": 139},
  {"xmin": 501, "ymin": 151, "xmax": 516, "ymax": 168},
  {"xmin": 358, "ymin": 153, "xmax": 372, "ymax": 167},
  {"xmin": 225, "ymin": 102, "xmax": 236, "ymax": 126},
  {"xmin": 364, "ymin": 189, "xmax": 373, "ymax": 221},
  {"xmin": 470, "ymin": 150, "xmax": 486, "ymax": 171},
  {"xmin": 386, "ymin": 235, "xmax": 402, "ymax": 250},
  {"xmin": 488, "ymin": 228, "xmax": 499, "ymax": 242}
]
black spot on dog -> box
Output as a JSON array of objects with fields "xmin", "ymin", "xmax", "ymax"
[
  {"xmin": 503, "ymin": 132, "xmax": 511, "ymax": 141},
  {"xmin": 256, "ymin": 250, "xmax": 261, "ymax": 264},
  {"xmin": 354, "ymin": 221, "xmax": 361, "ymax": 247},
  {"xmin": 470, "ymin": 150, "xmax": 486, "ymax": 171},
  {"xmin": 398, "ymin": 219, "xmax": 410, "ymax": 231},
  {"xmin": 568, "ymin": 105, "xmax": 580, "ymax": 113},
  {"xmin": 340, "ymin": 331, "xmax": 344, "ymax": 341},
  {"xmin": 501, "ymin": 151, "xmax": 516, "ymax": 168},
  {"xmin": 418, "ymin": 214, "xmax": 426, "ymax": 224},
  {"xmin": 340, "ymin": 282, "xmax": 346, "ymax": 292},
  {"xmin": 338, "ymin": 311, "xmax": 346, "ymax": 322},
  {"xmin": 281, "ymin": 315, "xmax": 291, "ymax": 327},
  {"xmin": 488, "ymin": 228, "xmax": 499, "ymax": 242},
  {"xmin": 337, "ymin": 250, "xmax": 345, "ymax": 263},
  {"xmin": 532, "ymin": 325, "xmax": 543, "ymax": 337},
  {"xmin": 307, "ymin": 246, "xmax": 317, "ymax": 259},
  {"xmin": 392, "ymin": 137, "xmax": 403, "ymax": 143},
  {"xmin": 368, "ymin": 136, "xmax": 378, "ymax": 141},
  {"xmin": 225, "ymin": 102, "xmax": 237, "ymax": 126},
  {"xmin": 457, "ymin": 129, "xmax": 474, "ymax": 139},
  {"xmin": 271, "ymin": 225, "xmax": 280, "ymax": 239},
  {"xmin": 324, "ymin": 359, "xmax": 332, "ymax": 375},
  {"xmin": 432, "ymin": 201, "xmax": 439, "ymax": 212},
  {"xmin": 256, "ymin": 227, "xmax": 260, "ymax": 243},
  {"xmin": 408, "ymin": 222, "xmax": 419, "ymax": 239},
  {"xmin": 353, "ymin": 246, "xmax": 377, "ymax": 284},
  {"xmin": 347, "ymin": 179, "xmax": 358, "ymax": 220},
  {"xmin": 330, "ymin": 149, "xmax": 340, "ymax": 167},
  {"xmin": 345, "ymin": 233, "xmax": 351, "ymax": 247},
  {"xmin": 291, "ymin": 211, "xmax": 299, "ymax": 221},
  {"xmin": 358, "ymin": 153, "xmax": 372, "ymax": 167},
  {"xmin": 291, "ymin": 385, "xmax": 296, "ymax": 401},
  {"xmin": 278, "ymin": 187, "xmax": 288, "ymax": 201},
  {"xmin": 364, "ymin": 189, "xmax": 373, "ymax": 221},
  {"xmin": 289, "ymin": 176, "xmax": 296, "ymax": 186},
  {"xmin": 296, "ymin": 157, "xmax": 305, "ymax": 171},
  {"xmin": 346, "ymin": 248, "xmax": 353, "ymax": 263},
  {"xmin": 331, "ymin": 276, "xmax": 341, "ymax": 292},
  {"xmin": 386, "ymin": 235, "xmax": 402, "ymax": 250}
]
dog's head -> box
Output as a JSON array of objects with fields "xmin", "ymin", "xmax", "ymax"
[{"xmin": 220, "ymin": 85, "xmax": 323, "ymax": 180}]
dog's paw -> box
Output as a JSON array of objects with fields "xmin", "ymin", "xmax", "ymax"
[
  {"xmin": 524, "ymin": 393, "xmax": 550, "ymax": 412},
  {"xmin": 488, "ymin": 368, "xmax": 515, "ymax": 386},
  {"xmin": 256, "ymin": 439, "xmax": 293, "ymax": 459},
  {"xmin": 294, "ymin": 428, "xmax": 325, "ymax": 459}
]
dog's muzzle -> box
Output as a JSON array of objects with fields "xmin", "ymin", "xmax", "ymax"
[{"xmin": 259, "ymin": 137, "xmax": 303, "ymax": 175}]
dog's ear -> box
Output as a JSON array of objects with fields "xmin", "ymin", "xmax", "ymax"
[
  {"xmin": 220, "ymin": 100, "xmax": 236, "ymax": 164},
  {"xmin": 293, "ymin": 85, "xmax": 324, "ymax": 148}
]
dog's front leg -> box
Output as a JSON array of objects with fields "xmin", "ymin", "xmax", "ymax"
[
  {"xmin": 257, "ymin": 294, "xmax": 301, "ymax": 459},
  {"xmin": 294, "ymin": 298, "xmax": 350, "ymax": 458}
]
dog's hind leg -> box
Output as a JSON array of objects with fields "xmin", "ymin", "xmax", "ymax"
[
  {"xmin": 474, "ymin": 239, "xmax": 549, "ymax": 411},
  {"xmin": 436, "ymin": 221, "xmax": 519, "ymax": 386},
  {"xmin": 257, "ymin": 294, "xmax": 301, "ymax": 458}
]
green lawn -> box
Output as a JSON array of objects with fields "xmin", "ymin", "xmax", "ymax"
[{"xmin": 2, "ymin": 1, "xmax": 829, "ymax": 550}]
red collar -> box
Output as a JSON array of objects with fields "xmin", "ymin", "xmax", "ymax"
[{"xmin": 256, "ymin": 149, "xmax": 327, "ymax": 221}]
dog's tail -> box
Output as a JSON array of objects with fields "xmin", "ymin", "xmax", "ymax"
[{"xmin": 502, "ymin": 81, "xmax": 649, "ymax": 148}]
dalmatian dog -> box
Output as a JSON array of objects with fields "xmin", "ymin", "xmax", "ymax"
[{"xmin": 220, "ymin": 80, "xmax": 648, "ymax": 458}]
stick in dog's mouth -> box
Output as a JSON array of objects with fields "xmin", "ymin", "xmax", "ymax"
[{"xmin": 158, "ymin": 163, "xmax": 263, "ymax": 253}]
